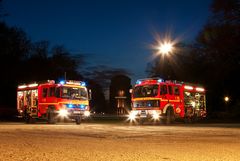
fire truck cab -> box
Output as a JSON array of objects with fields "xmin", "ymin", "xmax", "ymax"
[
  {"xmin": 129, "ymin": 78, "xmax": 206, "ymax": 124},
  {"xmin": 17, "ymin": 80, "xmax": 91, "ymax": 124}
]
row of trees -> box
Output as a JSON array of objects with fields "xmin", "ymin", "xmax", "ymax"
[
  {"xmin": 0, "ymin": 21, "xmax": 84, "ymax": 105},
  {"xmin": 147, "ymin": 0, "xmax": 240, "ymax": 118},
  {"xmin": 0, "ymin": 20, "xmax": 113, "ymax": 114},
  {"xmin": 0, "ymin": 1, "xmax": 128, "ymax": 114}
]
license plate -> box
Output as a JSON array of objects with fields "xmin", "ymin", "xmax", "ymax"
[
  {"xmin": 140, "ymin": 111, "xmax": 147, "ymax": 117},
  {"xmin": 73, "ymin": 111, "xmax": 81, "ymax": 114},
  {"xmin": 140, "ymin": 114, "xmax": 147, "ymax": 118}
]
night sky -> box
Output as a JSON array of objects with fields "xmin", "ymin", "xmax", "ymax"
[{"xmin": 3, "ymin": 0, "xmax": 212, "ymax": 84}]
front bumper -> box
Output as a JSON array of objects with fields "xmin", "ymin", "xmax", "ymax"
[
  {"xmin": 128, "ymin": 110, "xmax": 163, "ymax": 121},
  {"xmin": 57, "ymin": 109, "xmax": 90, "ymax": 119}
]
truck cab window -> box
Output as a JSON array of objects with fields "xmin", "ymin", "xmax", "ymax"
[
  {"xmin": 174, "ymin": 86, "xmax": 180, "ymax": 95},
  {"xmin": 48, "ymin": 87, "xmax": 55, "ymax": 97},
  {"xmin": 160, "ymin": 85, "xmax": 167, "ymax": 95},
  {"xmin": 55, "ymin": 87, "xmax": 60, "ymax": 98},
  {"xmin": 42, "ymin": 88, "xmax": 48, "ymax": 98},
  {"xmin": 168, "ymin": 85, "xmax": 173, "ymax": 95}
]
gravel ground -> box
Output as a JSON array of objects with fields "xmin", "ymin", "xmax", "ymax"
[{"xmin": 0, "ymin": 122, "xmax": 240, "ymax": 161}]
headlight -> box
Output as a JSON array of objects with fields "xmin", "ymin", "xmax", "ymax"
[
  {"xmin": 58, "ymin": 109, "xmax": 68, "ymax": 117},
  {"xmin": 129, "ymin": 111, "xmax": 138, "ymax": 121},
  {"xmin": 84, "ymin": 111, "xmax": 90, "ymax": 117},
  {"xmin": 152, "ymin": 111, "xmax": 160, "ymax": 120}
]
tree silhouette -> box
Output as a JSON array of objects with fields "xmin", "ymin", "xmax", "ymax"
[
  {"xmin": 146, "ymin": 0, "xmax": 240, "ymax": 118},
  {"xmin": 192, "ymin": 0, "xmax": 240, "ymax": 115},
  {"xmin": 0, "ymin": 22, "xmax": 85, "ymax": 108}
]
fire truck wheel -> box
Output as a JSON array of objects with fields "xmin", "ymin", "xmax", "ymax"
[
  {"xmin": 47, "ymin": 108, "xmax": 56, "ymax": 124},
  {"xmin": 75, "ymin": 116, "xmax": 81, "ymax": 125},
  {"xmin": 165, "ymin": 108, "xmax": 174, "ymax": 125}
]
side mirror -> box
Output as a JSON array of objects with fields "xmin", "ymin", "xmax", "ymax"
[{"xmin": 88, "ymin": 89, "xmax": 92, "ymax": 100}]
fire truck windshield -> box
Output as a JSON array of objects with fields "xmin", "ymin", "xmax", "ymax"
[
  {"xmin": 133, "ymin": 85, "xmax": 158, "ymax": 98},
  {"xmin": 61, "ymin": 87, "xmax": 88, "ymax": 100}
]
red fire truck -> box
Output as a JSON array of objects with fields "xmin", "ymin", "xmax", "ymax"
[
  {"xmin": 17, "ymin": 80, "xmax": 91, "ymax": 124},
  {"xmin": 129, "ymin": 78, "xmax": 206, "ymax": 124}
]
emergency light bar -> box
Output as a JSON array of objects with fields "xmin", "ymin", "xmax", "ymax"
[
  {"xmin": 136, "ymin": 77, "xmax": 164, "ymax": 85},
  {"xmin": 59, "ymin": 80, "xmax": 86, "ymax": 87}
]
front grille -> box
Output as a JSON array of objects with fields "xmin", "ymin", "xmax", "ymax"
[{"xmin": 133, "ymin": 100, "xmax": 160, "ymax": 108}]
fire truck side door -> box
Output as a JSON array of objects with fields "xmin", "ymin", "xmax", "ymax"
[
  {"xmin": 38, "ymin": 86, "xmax": 48, "ymax": 114},
  {"xmin": 160, "ymin": 84, "xmax": 168, "ymax": 108},
  {"xmin": 167, "ymin": 85, "xmax": 174, "ymax": 101}
]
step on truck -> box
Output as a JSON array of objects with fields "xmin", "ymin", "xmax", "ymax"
[
  {"xmin": 128, "ymin": 78, "xmax": 206, "ymax": 124},
  {"xmin": 17, "ymin": 80, "xmax": 91, "ymax": 124}
]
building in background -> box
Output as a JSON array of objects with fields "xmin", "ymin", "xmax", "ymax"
[{"xmin": 109, "ymin": 75, "xmax": 131, "ymax": 115}]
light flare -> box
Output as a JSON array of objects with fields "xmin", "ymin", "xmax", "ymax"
[{"xmin": 58, "ymin": 109, "xmax": 68, "ymax": 117}]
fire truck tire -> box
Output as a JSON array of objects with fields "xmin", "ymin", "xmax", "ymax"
[
  {"xmin": 165, "ymin": 108, "xmax": 174, "ymax": 125},
  {"xmin": 47, "ymin": 108, "xmax": 56, "ymax": 124},
  {"xmin": 75, "ymin": 116, "xmax": 81, "ymax": 125}
]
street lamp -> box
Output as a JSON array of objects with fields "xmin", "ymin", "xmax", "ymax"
[
  {"xmin": 157, "ymin": 41, "xmax": 174, "ymax": 55},
  {"xmin": 151, "ymin": 35, "xmax": 176, "ymax": 57},
  {"xmin": 224, "ymin": 96, "xmax": 229, "ymax": 103}
]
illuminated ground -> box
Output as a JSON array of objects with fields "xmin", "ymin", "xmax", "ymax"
[{"xmin": 0, "ymin": 122, "xmax": 240, "ymax": 161}]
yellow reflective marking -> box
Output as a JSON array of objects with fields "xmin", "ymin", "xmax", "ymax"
[{"xmin": 133, "ymin": 97, "xmax": 181, "ymax": 103}]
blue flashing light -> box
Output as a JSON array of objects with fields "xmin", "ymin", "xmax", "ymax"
[
  {"xmin": 158, "ymin": 79, "xmax": 163, "ymax": 83},
  {"xmin": 60, "ymin": 80, "xmax": 65, "ymax": 85},
  {"xmin": 80, "ymin": 104, "xmax": 85, "ymax": 109},
  {"xmin": 80, "ymin": 82, "xmax": 86, "ymax": 87},
  {"xmin": 136, "ymin": 80, "xmax": 142, "ymax": 85},
  {"xmin": 68, "ymin": 104, "xmax": 73, "ymax": 108}
]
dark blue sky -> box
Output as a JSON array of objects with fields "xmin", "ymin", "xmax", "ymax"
[{"xmin": 3, "ymin": 0, "xmax": 212, "ymax": 84}]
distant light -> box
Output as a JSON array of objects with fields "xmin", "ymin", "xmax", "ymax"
[
  {"xmin": 224, "ymin": 96, "xmax": 229, "ymax": 102},
  {"xmin": 68, "ymin": 104, "xmax": 73, "ymax": 108}
]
